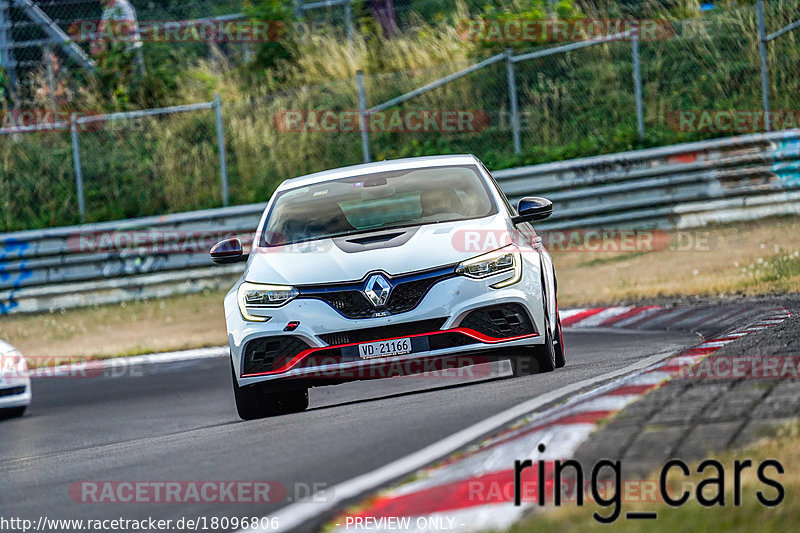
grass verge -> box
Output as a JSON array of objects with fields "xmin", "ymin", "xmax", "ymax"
[
  {"xmin": 553, "ymin": 215, "xmax": 800, "ymax": 307},
  {"xmin": 1, "ymin": 290, "xmax": 228, "ymax": 361}
]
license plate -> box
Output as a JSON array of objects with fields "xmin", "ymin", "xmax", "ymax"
[{"xmin": 358, "ymin": 338, "xmax": 412, "ymax": 359}]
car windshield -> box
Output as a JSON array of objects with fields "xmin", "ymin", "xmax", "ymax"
[{"xmin": 260, "ymin": 165, "xmax": 497, "ymax": 246}]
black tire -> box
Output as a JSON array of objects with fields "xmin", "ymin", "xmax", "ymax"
[
  {"xmin": 0, "ymin": 406, "xmax": 26, "ymax": 419},
  {"xmin": 281, "ymin": 389, "xmax": 310, "ymax": 414},
  {"xmin": 231, "ymin": 361, "xmax": 308, "ymax": 420},
  {"xmin": 553, "ymin": 315, "xmax": 566, "ymax": 368},
  {"xmin": 511, "ymin": 326, "xmax": 556, "ymax": 376}
]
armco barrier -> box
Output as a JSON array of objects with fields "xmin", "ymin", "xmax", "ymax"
[
  {"xmin": 0, "ymin": 204, "xmax": 264, "ymax": 315},
  {"xmin": 2, "ymin": 130, "xmax": 800, "ymax": 315},
  {"xmin": 502, "ymin": 128, "xmax": 800, "ymax": 230}
]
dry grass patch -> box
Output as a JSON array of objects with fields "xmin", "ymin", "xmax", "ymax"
[
  {"xmin": 553, "ymin": 216, "xmax": 800, "ymax": 307},
  {"xmin": 0, "ymin": 290, "xmax": 228, "ymax": 360}
]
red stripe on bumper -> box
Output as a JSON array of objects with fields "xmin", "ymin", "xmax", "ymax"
[{"xmin": 240, "ymin": 328, "xmax": 538, "ymax": 378}]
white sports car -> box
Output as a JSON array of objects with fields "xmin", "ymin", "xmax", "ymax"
[
  {"xmin": 0, "ymin": 340, "xmax": 31, "ymax": 419},
  {"xmin": 212, "ymin": 155, "xmax": 564, "ymax": 420}
]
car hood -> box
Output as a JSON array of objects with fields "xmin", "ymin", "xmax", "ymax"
[{"xmin": 244, "ymin": 214, "xmax": 515, "ymax": 285}]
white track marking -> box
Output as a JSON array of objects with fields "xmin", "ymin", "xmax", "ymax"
[
  {"xmin": 557, "ymin": 308, "xmax": 589, "ymax": 321},
  {"xmin": 564, "ymin": 395, "xmax": 638, "ymax": 413},
  {"xmin": 32, "ymin": 346, "xmax": 228, "ymax": 378},
  {"xmin": 568, "ymin": 306, "xmax": 633, "ymax": 328},
  {"xmin": 245, "ymin": 348, "xmax": 679, "ymax": 533},
  {"xmin": 622, "ymin": 371, "xmax": 674, "ymax": 385},
  {"xmin": 696, "ymin": 340, "xmax": 731, "ymax": 348},
  {"xmin": 610, "ymin": 306, "xmax": 663, "ymax": 328},
  {"xmin": 382, "ymin": 423, "xmax": 596, "ymax": 497}
]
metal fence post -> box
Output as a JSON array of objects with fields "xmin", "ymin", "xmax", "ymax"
[
  {"xmin": 356, "ymin": 70, "xmax": 371, "ymax": 163},
  {"xmin": 213, "ymin": 93, "xmax": 230, "ymax": 207},
  {"xmin": 344, "ymin": 0, "xmax": 354, "ymax": 48},
  {"xmin": 631, "ymin": 29, "xmax": 645, "ymax": 141},
  {"xmin": 757, "ymin": 0, "xmax": 771, "ymax": 131},
  {"xmin": 70, "ymin": 113, "xmax": 86, "ymax": 222},
  {"xmin": 0, "ymin": 2, "xmax": 18, "ymax": 104},
  {"xmin": 14, "ymin": 0, "xmax": 95, "ymax": 71},
  {"xmin": 44, "ymin": 45, "xmax": 57, "ymax": 112},
  {"xmin": 506, "ymin": 48, "xmax": 521, "ymax": 155}
]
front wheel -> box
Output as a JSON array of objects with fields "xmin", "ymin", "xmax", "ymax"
[
  {"xmin": 231, "ymin": 361, "xmax": 309, "ymax": 420},
  {"xmin": 553, "ymin": 314, "xmax": 566, "ymax": 368},
  {"xmin": 511, "ymin": 326, "xmax": 556, "ymax": 376},
  {"xmin": 0, "ymin": 406, "xmax": 26, "ymax": 419}
]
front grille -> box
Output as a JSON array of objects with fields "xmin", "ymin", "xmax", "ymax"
[
  {"xmin": 298, "ymin": 267, "xmax": 455, "ymax": 319},
  {"xmin": 242, "ymin": 336, "xmax": 311, "ymax": 375},
  {"xmin": 459, "ymin": 304, "xmax": 536, "ymax": 339},
  {"xmin": 319, "ymin": 318, "xmax": 448, "ymax": 346},
  {"xmin": 0, "ymin": 386, "xmax": 25, "ymax": 398},
  {"xmin": 298, "ymin": 329, "xmax": 486, "ymax": 368}
]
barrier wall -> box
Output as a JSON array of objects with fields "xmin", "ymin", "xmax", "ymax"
[{"xmin": 2, "ymin": 129, "xmax": 799, "ymax": 315}]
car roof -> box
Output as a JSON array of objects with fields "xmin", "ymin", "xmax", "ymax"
[{"xmin": 275, "ymin": 155, "xmax": 483, "ymax": 191}]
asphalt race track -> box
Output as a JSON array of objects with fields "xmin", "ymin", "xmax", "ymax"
[{"xmin": 0, "ymin": 329, "xmax": 700, "ymax": 530}]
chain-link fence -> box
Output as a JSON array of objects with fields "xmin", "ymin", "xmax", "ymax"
[
  {"xmin": 0, "ymin": 0, "xmax": 246, "ymax": 108},
  {"xmin": 356, "ymin": 58, "xmax": 509, "ymax": 162},
  {"xmin": 0, "ymin": 123, "xmax": 74, "ymax": 230},
  {"xmin": 0, "ymin": 98, "xmax": 227, "ymax": 229},
  {"xmin": 2, "ymin": 1, "xmax": 800, "ymax": 232},
  {"xmin": 223, "ymin": 76, "xmax": 363, "ymax": 205},
  {"xmin": 353, "ymin": 28, "xmax": 644, "ymax": 164},
  {"xmin": 74, "ymin": 102, "xmax": 227, "ymax": 222},
  {"xmin": 757, "ymin": 0, "xmax": 800, "ymax": 129},
  {"xmin": 0, "ymin": 0, "xmax": 563, "ymax": 110}
]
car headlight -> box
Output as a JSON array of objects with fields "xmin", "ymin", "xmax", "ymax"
[
  {"xmin": 456, "ymin": 246, "xmax": 522, "ymax": 289},
  {"xmin": 237, "ymin": 282, "xmax": 299, "ymax": 321}
]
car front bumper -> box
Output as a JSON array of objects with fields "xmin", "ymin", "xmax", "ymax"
[
  {"xmin": 226, "ymin": 269, "xmax": 546, "ymax": 388},
  {"xmin": 0, "ymin": 379, "xmax": 31, "ymax": 409}
]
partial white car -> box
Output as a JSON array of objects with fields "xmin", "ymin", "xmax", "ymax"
[
  {"xmin": 212, "ymin": 155, "xmax": 565, "ymax": 420},
  {"xmin": 0, "ymin": 340, "xmax": 31, "ymax": 419}
]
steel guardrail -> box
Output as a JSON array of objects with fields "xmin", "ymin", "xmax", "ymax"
[{"xmin": 2, "ymin": 129, "xmax": 799, "ymax": 314}]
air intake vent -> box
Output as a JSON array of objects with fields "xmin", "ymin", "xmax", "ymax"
[
  {"xmin": 460, "ymin": 304, "xmax": 536, "ymax": 339},
  {"xmin": 0, "ymin": 386, "xmax": 25, "ymax": 398},
  {"xmin": 242, "ymin": 336, "xmax": 311, "ymax": 375}
]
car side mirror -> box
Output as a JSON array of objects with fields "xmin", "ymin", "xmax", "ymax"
[
  {"xmin": 210, "ymin": 238, "xmax": 248, "ymax": 264},
  {"xmin": 511, "ymin": 197, "xmax": 553, "ymax": 225}
]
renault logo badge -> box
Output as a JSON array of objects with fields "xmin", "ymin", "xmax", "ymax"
[{"xmin": 364, "ymin": 274, "xmax": 392, "ymax": 307}]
